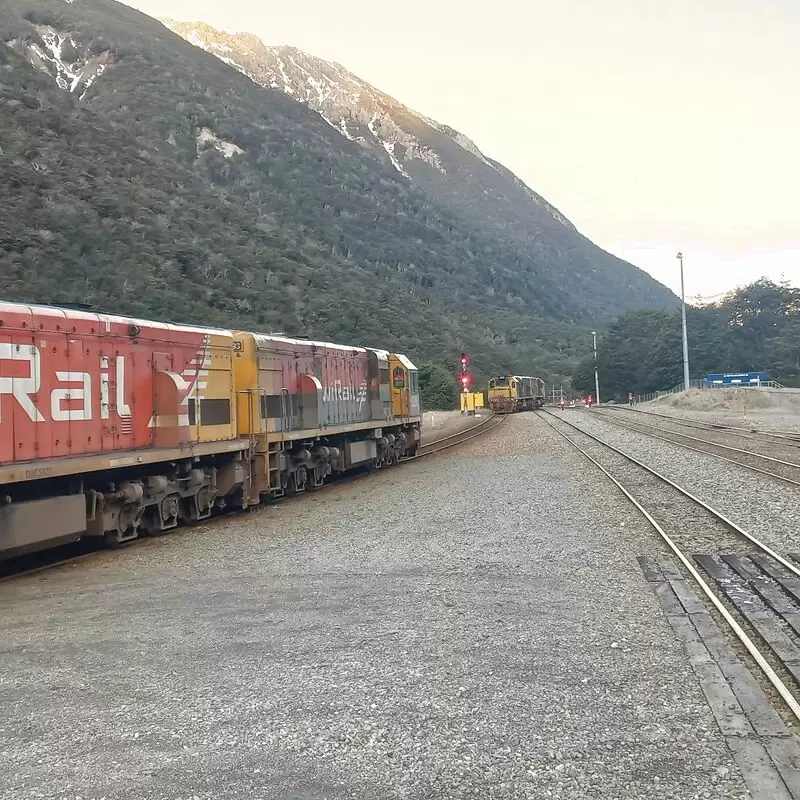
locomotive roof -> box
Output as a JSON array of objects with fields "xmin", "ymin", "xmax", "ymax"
[
  {"xmin": 0, "ymin": 300, "xmax": 233, "ymax": 337},
  {"xmin": 247, "ymin": 334, "xmax": 416, "ymax": 368},
  {"xmin": 0, "ymin": 302, "xmax": 419, "ymax": 364},
  {"xmin": 395, "ymin": 353, "xmax": 418, "ymax": 370},
  {"xmin": 248, "ymin": 332, "xmax": 367, "ymax": 354},
  {"xmin": 366, "ymin": 347, "xmax": 391, "ymax": 360}
]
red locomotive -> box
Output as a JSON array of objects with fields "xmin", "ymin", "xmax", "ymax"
[{"xmin": 0, "ymin": 302, "xmax": 421, "ymax": 560}]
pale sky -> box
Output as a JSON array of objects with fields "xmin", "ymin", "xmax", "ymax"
[{"xmin": 124, "ymin": 0, "xmax": 800, "ymax": 300}]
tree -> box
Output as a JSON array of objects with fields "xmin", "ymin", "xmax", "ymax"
[
  {"xmin": 418, "ymin": 360, "xmax": 459, "ymax": 410},
  {"xmin": 571, "ymin": 280, "xmax": 800, "ymax": 397},
  {"xmin": 570, "ymin": 357, "xmax": 595, "ymax": 396}
]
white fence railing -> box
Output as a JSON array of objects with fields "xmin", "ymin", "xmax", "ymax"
[{"xmin": 635, "ymin": 380, "xmax": 702, "ymax": 404}]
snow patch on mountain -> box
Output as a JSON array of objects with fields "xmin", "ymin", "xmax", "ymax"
[
  {"xmin": 162, "ymin": 21, "xmax": 445, "ymax": 178},
  {"xmin": 35, "ymin": 28, "xmax": 82, "ymax": 91},
  {"xmin": 79, "ymin": 63, "xmax": 106, "ymax": 100},
  {"xmin": 5, "ymin": 24, "xmax": 112, "ymax": 99},
  {"xmin": 367, "ymin": 113, "xmax": 409, "ymax": 178},
  {"xmin": 196, "ymin": 127, "xmax": 244, "ymax": 158}
]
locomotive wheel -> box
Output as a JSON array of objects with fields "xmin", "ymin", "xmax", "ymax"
[
  {"xmin": 107, "ymin": 502, "xmax": 144, "ymax": 546},
  {"xmin": 150, "ymin": 493, "xmax": 181, "ymax": 534},
  {"xmin": 307, "ymin": 467, "xmax": 322, "ymax": 489}
]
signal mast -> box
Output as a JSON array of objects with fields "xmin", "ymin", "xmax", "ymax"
[
  {"xmin": 459, "ymin": 353, "xmax": 471, "ymax": 391},
  {"xmin": 459, "ymin": 352, "xmax": 472, "ymax": 414}
]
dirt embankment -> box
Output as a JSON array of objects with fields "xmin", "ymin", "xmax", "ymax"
[{"xmin": 647, "ymin": 388, "xmax": 800, "ymax": 430}]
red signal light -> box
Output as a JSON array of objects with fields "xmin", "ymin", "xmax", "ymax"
[{"xmin": 460, "ymin": 352, "xmax": 469, "ymax": 368}]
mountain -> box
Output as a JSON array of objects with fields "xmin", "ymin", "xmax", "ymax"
[
  {"xmin": 162, "ymin": 20, "xmax": 673, "ymax": 321},
  {"xmin": 162, "ymin": 23, "xmax": 575, "ymax": 228},
  {"xmin": 0, "ymin": 0, "xmax": 676, "ymax": 386}
]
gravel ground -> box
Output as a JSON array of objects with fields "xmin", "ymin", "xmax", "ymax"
[
  {"xmin": 422, "ymin": 409, "xmax": 489, "ymax": 443},
  {"xmin": 595, "ymin": 409, "xmax": 800, "ymax": 481},
  {"xmin": 573, "ymin": 409, "xmax": 800, "ymax": 557},
  {"xmin": 541, "ymin": 412, "xmax": 765, "ymax": 559},
  {"xmin": 0, "ymin": 414, "xmax": 750, "ymax": 800}
]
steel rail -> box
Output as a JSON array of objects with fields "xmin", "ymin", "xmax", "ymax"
[
  {"xmin": 607, "ymin": 405, "xmax": 800, "ymax": 445},
  {"xmin": 607, "ymin": 414, "xmax": 800, "ymax": 470},
  {"xmin": 590, "ymin": 409, "xmax": 800, "ymax": 488},
  {"xmin": 416, "ymin": 413, "xmax": 503, "ymax": 457},
  {"xmin": 539, "ymin": 409, "xmax": 800, "ymax": 724},
  {"xmin": 542, "ymin": 411, "xmax": 800, "ymax": 578}
]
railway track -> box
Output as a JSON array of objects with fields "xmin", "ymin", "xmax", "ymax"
[
  {"xmin": 591, "ymin": 406, "xmax": 800, "ymax": 487},
  {"xmin": 608, "ymin": 404, "xmax": 800, "ymax": 446},
  {"xmin": 539, "ymin": 408, "xmax": 800, "ymax": 725},
  {"xmin": 0, "ymin": 413, "xmax": 504, "ymax": 583},
  {"xmin": 417, "ymin": 412, "xmax": 503, "ymax": 457}
]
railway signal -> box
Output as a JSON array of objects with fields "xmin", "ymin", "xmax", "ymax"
[{"xmin": 458, "ymin": 353, "xmax": 472, "ymax": 392}]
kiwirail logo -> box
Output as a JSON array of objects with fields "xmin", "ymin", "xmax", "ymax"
[{"xmin": 0, "ymin": 345, "xmax": 131, "ymax": 423}]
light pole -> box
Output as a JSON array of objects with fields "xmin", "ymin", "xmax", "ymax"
[
  {"xmin": 591, "ymin": 330, "xmax": 600, "ymax": 405},
  {"xmin": 676, "ymin": 251, "xmax": 690, "ymax": 392}
]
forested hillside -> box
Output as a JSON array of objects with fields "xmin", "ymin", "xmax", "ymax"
[
  {"xmin": 163, "ymin": 19, "xmax": 674, "ymax": 323},
  {"xmin": 0, "ymin": 0, "xmax": 675, "ymax": 387},
  {"xmin": 571, "ymin": 280, "xmax": 800, "ymax": 398}
]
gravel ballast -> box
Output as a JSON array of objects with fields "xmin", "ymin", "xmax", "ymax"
[
  {"xmin": 573, "ymin": 409, "xmax": 800, "ymax": 558},
  {"xmin": 0, "ymin": 414, "xmax": 750, "ymax": 799}
]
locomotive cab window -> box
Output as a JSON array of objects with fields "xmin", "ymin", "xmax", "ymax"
[
  {"xmin": 410, "ymin": 371, "xmax": 419, "ymax": 393},
  {"xmin": 490, "ymin": 377, "xmax": 509, "ymax": 388},
  {"xmin": 392, "ymin": 367, "xmax": 406, "ymax": 389}
]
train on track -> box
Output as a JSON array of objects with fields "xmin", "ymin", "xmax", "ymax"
[
  {"xmin": 487, "ymin": 375, "xmax": 546, "ymax": 413},
  {"xmin": 0, "ymin": 301, "xmax": 421, "ymax": 560}
]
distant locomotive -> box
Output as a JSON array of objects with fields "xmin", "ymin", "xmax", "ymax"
[
  {"xmin": 487, "ymin": 375, "xmax": 546, "ymax": 413},
  {"xmin": 0, "ymin": 301, "xmax": 421, "ymax": 560}
]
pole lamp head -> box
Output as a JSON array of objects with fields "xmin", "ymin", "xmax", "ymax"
[{"xmin": 676, "ymin": 251, "xmax": 683, "ymax": 261}]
